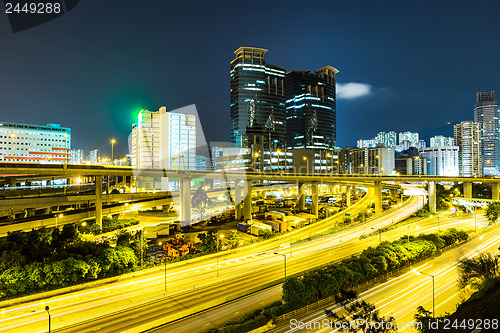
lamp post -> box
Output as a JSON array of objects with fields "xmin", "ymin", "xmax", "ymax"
[
  {"xmin": 10, "ymin": 133, "xmax": 16, "ymax": 162},
  {"xmin": 111, "ymin": 139, "xmax": 116, "ymax": 165},
  {"xmin": 159, "ymin": 242, "xmax": 167, "ymax": 292},
  {"xmin": 45, "ymin": 306, "xmax": 51, "ymax": 333},
  {"xmin": 414, "ymin": 270, "xmax": 435, "ymax": 318},
  {"xmin": 274, "ymin": 252, "xmax": 287, "ymax": 281},
  {"xmin": 474, "ymin": 206, "xmax": 477, "ymax": 233}
]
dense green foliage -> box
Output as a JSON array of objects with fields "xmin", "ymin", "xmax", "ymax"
[
  {"xmin": 459, "ymin": 253, "xmax": 500, "ymax": 290},
  {"xmin": 282, "ymin": 229, "xmax": 468, "ymax": 308},
  {"xmin": 329, "ymin": 289, "xmax": 397, "ymax": 332},
  {"xmin": 203, "ymin": 229, "xmax": 468, "ymax": 333},
  {"xmin": 485, "ymin": 201, "xmax": 500, "ymax": 223},
  {"xmin": 0, "ymin": 225, "xmax": 141, "ymax": 299},
  {"xmin": 78, "ymin": 217, "xmax": 140, "ymax": 234}
]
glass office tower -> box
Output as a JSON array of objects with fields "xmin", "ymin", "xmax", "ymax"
[
  {"xmin": 474, "ymin": 91, "xmax": 500, "ymax": 175},
  {"xmin": 230, "ymin": 47, "xmax": 286, "ymax": 149},
  {"xmin": 285, "ymin": 66, "xmax": 338, "ymax": 150}
]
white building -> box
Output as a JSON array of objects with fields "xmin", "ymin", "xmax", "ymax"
[
  {"xmin": 70, "ymin": 149, "xmax": 84, "ymax": 164},
  {"xmin": 0, "ymin": 122, "xmax": 70, "ymax": 163},
  {"xmin": 131, "ymin": 106, "xmax": 197, "ymax": 190},
  {"xmin": 356, "ymin": 138, "xmax": 377, "ymax": 148},
  {"xmin": 376, "ymin": 131, "xmax": 397, "ymax": 148},
  {"xmin": 454, "ymin": 121, "xmax": 482, "ymax": 177},
  {"xmin": 419, "ymin": 146, "xmax": 459, "ymax": 176},
  {"xmin": 399, "ymin": 131, "xmax": 419, "ymax": 148},
  {"xmin": 88, "ymin": 149, "xmax": 100, "ymax": 164},
  {"xmin": 430, "ymin": 135, "xmax": 454, "ymax": 147}
]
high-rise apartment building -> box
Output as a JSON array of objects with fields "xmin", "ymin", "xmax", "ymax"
[
  {"xmin": 376, "ymin": 131, "xmax": 397, "ymax": 148},
  {"xmin": 70, "ymin": 149, "xmax": 84, "ymax": 164},
  {"xmin": 419, "ymin": 146, "xmax": 459, "ymax": 176},
  {"xmin": 454, "ymin": 121, "xmax": 482, "ymax": 176},
  {"xmin": 0, "ymin": 122, "xmax": 70, "ymax": 163},
  {"xmin": 285, "ymin": 67, "xmax": 338, "ymax": 150},
  {"xmin": 398, "ymin": 131, "xmax": 419, "ymax": 148},
  {"xmin": 230, "ymin": 47, "xmax": 286, "ymax": 149},
  {"xmin": 131, "ymin": 106, "xmax": 196, "ymax": 171},
  {"xmin": 88, "ymin": 149, "xmax": 100, "ymax": 164},
  {"xmin": 474, "ymin": 91, "xmax": 500, "ymax": 175},
  {"xmin": 339, "ymin": 147, "xmax": 395, "ymax": 175},
  {"xmin": 430, "ymin": 135, "xmax": 454, "ymax": 147}
]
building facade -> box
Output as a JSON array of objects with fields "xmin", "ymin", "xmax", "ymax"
[
  {"xmin": 70, "ymin": 149, "xmax": 84, "ymax": 164},
  {"xmin": 398, "ymin": 131, "xmax": 419, "ymax": 148},
  {"xmin": 430, "ymin": 136, "xmax": 454, "ymax": 147},
  {"xmin": 131, "ymin": 106, "xmax": 196, "ymax": 171},
  {"xmin": 0, "ymin": 122, "xmax": 70, "ymax": 163},
  {"xmin": 88, "ymin": 149, "xmax": 100, "ymax": 164},
  {"xmin": 474, "ymin": 91, "xmax": 500, "ymax": 176},
  {"xmin": 285, "ymin": 67, "xmax": 338, "ymax": 151},
  {"xmin": 339, "ymin": 147, "xmax": 395, "ymax": 175},
  {"xmin": 377, "ymin": 131, "xmax": 397, "ymax": 148},
  {"xmin": 230, "ymin": 47, "xmax": 286, "ymax": 149},
  {"xmin": 454, "ymin": 121, "xmax": 482, "ymax": 177},
  {"xmin": 419, "ymin": 146, "xmax": 459, "ymax": 176}
]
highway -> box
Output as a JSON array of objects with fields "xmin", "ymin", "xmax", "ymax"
[
  {"xmin": 0, "ymin": 189, "xmax": 425, "ymax": 333},
  {"xmin": 267, "ymin": 224, "xmax": 500, "ymax": 333},
  {"xmin": 151, "ymin": 212, "xmax": 488, "ymax": 333}
]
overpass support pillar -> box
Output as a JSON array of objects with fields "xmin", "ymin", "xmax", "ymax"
[
  {"xmin": 180, "ymin": 177, "xmax": 191, "ymax": 226},
  {"xmin": 346, "ymin": 186, "xmax": 351, "ymax": 208},
  {"xmin": 493, "ymin": 183, "xmax": 500, "ymax": 201},
  {"xmin": 95, "ymin": 175, "xmax": 103, "ymax": 229},
  {"xmin": 428, "ymin": 181, "xmax": 436, "ymax": 213},
  {"xmin": 243, "ymin": 180, "xmax": 252, "ymax": 221},
  {"xmin": 235, "ymin": 183, "xmax": 242, "ymax": 220},
  {"xmin": 464, "ymin": 182, "xmax": 472, "ymax": 199},
  {"xmin": 26, "ymin": 208, "xmax": 36, "ymax": 217},
  {"xmin": 298, "ymin": 182, "xmax": 306, "ymax": 211},
  {"xmin": 311, "ymin": 183, "xmax": 319, "ymax": 217},
  {"xmin": 375, "ymin": 181, "xmax": 383, "ymax": 215}
]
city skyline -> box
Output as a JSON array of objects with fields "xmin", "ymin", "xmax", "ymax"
[{"xmin": 2, "ymin": 1, "xmax": 500, "ymax": 156}]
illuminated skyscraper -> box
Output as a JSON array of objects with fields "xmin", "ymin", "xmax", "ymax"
[
  {"xmin": 398, "ymin": 131, "xmax": 419, "ymax": 148},
  {"xmin": 430, "ymin": 135, "xmax": 454, "ymax": 147},
  {"xmin": 474, "ymin": 91, "xmax": 500, "ymax": 175},
  {"xmin": 230, "ymin": 47, "xmax": 286, "ymax": 149},
  {"xmin": 285, "ymin": 67, "xmax": 338, "ymax": 150},
  {"xmin": 376, "ymin": 131, "xmax": 397, "ymax": 148},
  {"xmin": 454, "ymin": 121, "xmax": 482, "ymax": 176}
]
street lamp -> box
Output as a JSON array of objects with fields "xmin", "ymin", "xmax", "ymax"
[
  {"xmin": 111, "ymin": 139, "xmax": 116, "ymax": 165},
  {"xmin": 274, "ymin": 252, "xmax": 287, "ymax": 281},
  {"xmin": 159, "ymin": 242, "xmax": 168, "ymax": 292},
  {"xmin": 45, "ymin": 306, "xmax": 51, "ymax": 333},
  {"xmin": 413, "ymin": 270, "xmax": 435, "ymax": 318}
]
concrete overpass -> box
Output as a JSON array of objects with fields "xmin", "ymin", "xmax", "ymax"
[{"xmin": 2, "ymin": 162, "xmax": 496, "ymax": 227}]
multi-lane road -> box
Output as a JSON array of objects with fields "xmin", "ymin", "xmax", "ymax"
[{"xmin": 0, "ymin": 188, "xmax": 425, "ymax": 333}]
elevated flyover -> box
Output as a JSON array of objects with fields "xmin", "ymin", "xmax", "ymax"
[{"xmin": 3, "ymin": 162, "xmax": 495, "ymax": 228}]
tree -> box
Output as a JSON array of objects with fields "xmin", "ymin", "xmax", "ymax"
[
  {"xmin": 485, "ymin": 201, "xmax": 500, "ymax": 223},
  {"xmin": 192, "ymin": 186, "xmax": 210, "ymax": 220},
  {"xmin": 459, "ymin": 253, "xmax": 500, "ymax": 290},
  {"xmin": 330, "ymin": 289, "xmax": 397, "ymax": 332},
  {"xmin": 224, "ymin": 229, "xmax": 242, "ymax": 249},
  {"xmin": 197, "ymin": 230, "xmax": 219, "ymax": 253}
]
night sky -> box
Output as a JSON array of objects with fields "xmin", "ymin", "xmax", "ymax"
[{"xmin": 1, "ymin": 0, "xmax": 500, "ymax": 158}]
